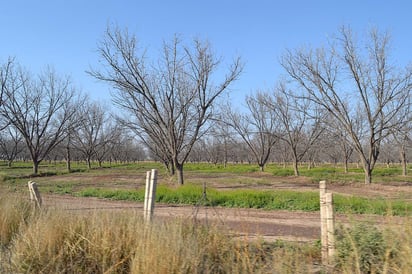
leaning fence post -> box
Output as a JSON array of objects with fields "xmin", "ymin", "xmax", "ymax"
[
  {"xmin": 28, "ymin": 181, "xmax": 42, "ymax": 208},
  {"xmin": 319, "ymin": 180, "xmax": 328, "ymax": 265},
  {"xmin": 144, "ymin": 169, "xmax": 158, "ymax": 223}
]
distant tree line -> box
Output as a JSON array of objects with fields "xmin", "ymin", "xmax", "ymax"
[{"xmin": 0, "ymin": 26, "xmax": 411, "ymax": 184}]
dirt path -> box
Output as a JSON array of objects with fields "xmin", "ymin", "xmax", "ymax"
[
  {"xmin": 42, "ymin": 194, "xmax": 406, "ymax": 243},
  {"xmin": 43, "ymin": 194, "xmax": 320, "ymax": 242},
  {"xmin": 37, "ymin": 171, "xmax": 412, "ymax": 243}
]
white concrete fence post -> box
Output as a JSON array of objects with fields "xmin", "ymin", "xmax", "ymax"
[
  {"xmin": 143, "ymin": 170, "xmax": 151, "ymax": 221},
  {"xmin": 144, "ymin": 169, "xmax": 158, "ymax": 223},
  {"xmin": 325, "ymin": 192, "xmax": 336, "ymax": 261},
  {"xmin": 319, "ymin": 180, "xmax": 328, "ymax": 265},
  {"xmin": 28, "ymin": 181, "xmax": 42, "ymax": 208},
  {"xmin": 319, "ymin": 180, "xmax": 335, "ymax": 266}
]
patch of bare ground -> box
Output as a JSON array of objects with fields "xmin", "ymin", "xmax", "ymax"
[
  {"xmin": 42, "ymin": 194, "xmax": 321, "ymax": 242},
  {"xmin": 42, "ymin": 190, "xmax": 408, "ymax": 243},
  {"xmin": 32, "ymin": 169, "xmax": 411, "ymax": 242},
  {"xmin": 41, "ymin": 170, "xmax": 412, "ymax": 199}
]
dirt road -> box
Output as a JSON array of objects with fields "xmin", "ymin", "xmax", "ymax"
[
  {"xmin": 36, "ymin": 172, "xmax": 411, "ymax": 243},
  {"xmin": 42, "ymin": 194, "xmax": 405, "ymax": 243}
]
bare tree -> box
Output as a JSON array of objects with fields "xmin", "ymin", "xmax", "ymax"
[
  {"xmin": 94, "ymin": 122, "xmax": 122, "ymax": 167},
  {"xmin": 89, "ymin": 26, "xmax": 242, "ymax": 184},
  {"xmin": 202, "ymin": 121, "xmax": 235, "ymax": 167},
  {"xmin": 60, "ymin": 94, "xmax": 86, "ymax": 172},
  {"xmin": 263, "ymin": 84, "xmax": 324, "ymax": 176},
  {"xmin": 395, "ymin": 134, "xmax": 411, "ymax": 176},
  {"xmin": 281, "ymin": 27, "xmax": 412, "ymax": 184},
  {"xmin": 224, "ymin": 93, "xmax": 280, "ymax": 171},
  {"xmin": 110, "ymin": 133, "xmax": 146, "ymax": 163},
  {"xmin": 0, "ymin": 58, "xmax": 15, "ymax": 108},
  {"xmin": 0, "ymin": 58, "xmax": 19, "ymax": 133},
  {"xmin": 321, "ymin": 124, "xmax": 354, "ymax": 172},
  {"xmin": 0, "ymin": 65, "xmax": 78, "ymax": 174},
  {"xmin": 317, "ymin": 113, "xmax": 355, "ymax": 172},
  {"xmin": 391, "ymin": 122, "xmax": 412, "ymax": 176},
  {"xmin": 271, "ymin": 139, "xmax": 292, "ymax": 168},
  {"xmin": 0, "ymin": 125, "xmax": 25, "ymax": 167},
  {"xmin": 72, "ymin": 101, "xmax": 109, "ymax": 169}
]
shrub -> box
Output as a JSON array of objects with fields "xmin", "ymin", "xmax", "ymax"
[{"xmin": 335, "ymin": 223, "xmax": 387, "ymax": 273}]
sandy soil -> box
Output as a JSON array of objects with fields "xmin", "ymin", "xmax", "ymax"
[
  {"xmin": 22, "ymin": 167, "xmax": 409, "ymax": 242},
  {"xmin": 42, "ymin": 185, "xmax": 409, "ymax": 243}
]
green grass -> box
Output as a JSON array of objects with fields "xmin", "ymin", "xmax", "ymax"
[
  {"xmin": 1, "ymin": 161, "xmax": 412, "ymax": 185},
  {"xmin": 79, "ymin": 188, "xmax": 144, "ymax": 201},
  {"xmin": 266, "ymin": 164, "xmax": 412, "ymax": 184},
  {"xmin": 76, "ymin": 184, "xmax": 412, "ymax": 216},
  {"xmin": 184, "ymin": 162, "xmax": 261, "ymax": 173},
  {"xmin": 41, "ymin": 183, "xmax": 76, "ymax": 195},
  {"xmin": 1, "ymin": 161, "xmax": 411, "ymax": 217},
  {"xmin": 182, "ymin": 162, "xmax": 412, "ymax": 184}
]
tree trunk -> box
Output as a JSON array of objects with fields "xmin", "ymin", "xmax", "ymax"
[
  {"xmin": 344, "ymin": 159, "xmax": 348, "ymax": 173},
  {"xmin": 33, "ymin": 160, "xmax": 40, "ymax": 175},
  {"xmin": 164, "ymin": 161, "xmax": 175, "ymax": 176},
  {"xmin": 259, "ymin": 164, "xmax": 264, "ymax": 172},
  {"xmin": 400, "ymin": 147, "xmax": 407, "ymax": 176},
  {"xmin": 87, "ymin": 158, "xmax": 92, "ymax": 169},
  {"xmin": 223, "ymin": 139, "xmax": 228, "ymax": 168},
  {"xmin": 292, "ymin": 158, "xmax": 300, "ymax": 176},
  {"xmin": 175, "ymin": 162, "xmax": 184, "ymax": 185},
  {"xmin": 363, "ymin": 164, "xmax": 372, "ymax": 184},
  {"xmin": 7, "ymin": 160, "xmax": 12, "ymax": 168},
  {"xmin": 66, "ymin": 144, "xmax": 71, "ymax": 173}
]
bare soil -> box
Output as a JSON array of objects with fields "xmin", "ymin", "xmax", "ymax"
[{"xmin": 41, "ymin": 172, "xmax": 411, "ymax": 242}]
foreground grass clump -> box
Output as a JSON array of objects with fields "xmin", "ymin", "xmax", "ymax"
[
  {"xmin": 334, "ymin": 221, "xmax": 412, "ymax": 273},
  {"xmin": 1, "ymin": 194, "xmax": 411, "ymax": 273},
  {"xmin": 0, "ymin": 194, "xmax": 33, "ymax": 247},
  {"xmin": 0, "ymin": 195, "xmax": 320, "ymax": 273}
]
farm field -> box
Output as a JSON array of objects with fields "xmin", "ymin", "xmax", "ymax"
[
  {"xmin": 1, "ymin": 161, "xmax": 411, "ymax": 241},
  {"xmin": 1, "ymin": 161, "xmax": 412, "ymax": 272}
]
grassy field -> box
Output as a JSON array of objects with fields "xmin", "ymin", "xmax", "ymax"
[
  {"xmin": 1, "ymin": 161, "xmax": 411, "ymax": 216},
  {"xmin": 1, "ymin": 161, "xmax": 411, "ymax": 272}
]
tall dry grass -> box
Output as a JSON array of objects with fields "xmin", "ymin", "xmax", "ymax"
[
  {"xmin": 4, "ymin": 210, "xmax": 277, "ymax": 273},
  {"xmin": 0, "ymin": 193, "xmax": 33, "ymax": 247},
  {"xmin": 1, "ymin": 192, "xmax": 410, "ymax": 273},
  {"xmin": 0, "ymin": 193, "xmax": 320, "ymax": 273}
]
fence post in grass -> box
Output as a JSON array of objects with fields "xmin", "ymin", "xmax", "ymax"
[
  {"xmin": 143, "ymin": 170, "xmax": 151, "ymax": 221},
  {"xmin": 144, "ymin": 169, "xmax": 158, "ymax": 223},
  {"xmin": 28, "ymin": 181, "xmax": 42, "ymax": 208},
  {"xmin": 319, "ymin": 180, "xmax": 328, "ymax": 265},
  {"xmin": 325, "ymin": 192, "xmax": 336, "ymax": 263}
]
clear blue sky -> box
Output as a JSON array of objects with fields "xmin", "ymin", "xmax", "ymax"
[{"xmin": 1, "ymin": 0, "xmax": 412, "ymax": 107}]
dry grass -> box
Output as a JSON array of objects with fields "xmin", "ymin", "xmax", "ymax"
[
  {"xmin": 0, "ymin": 193, "xmax": 320, "ymax": 273},
  {"xmin": 1, "ymin": 192, "xmax": 411, "ymax": 273},
  {"xmin": 0, "ymin": 193, "xmax": 32, "ymax": 247}
]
